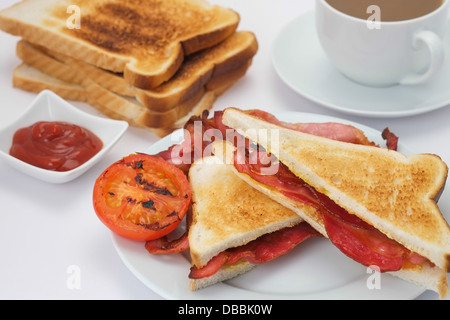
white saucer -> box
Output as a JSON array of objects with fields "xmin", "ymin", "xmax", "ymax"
[{"xmin": 272, "ymin": 11, "xmax": 450, "ymax": 118}]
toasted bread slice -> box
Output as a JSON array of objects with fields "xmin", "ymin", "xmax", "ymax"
[
  {"xmin": 0, "ymin": 0, "xmax": 240, "ymax": 89},
  {"xmin": 15, "ymin": 36, "xmax": 255, "ymax": 133},
  {"xmin": 13, "ymin": 63, "xmax": 87, "ymax": 102},
  {"xmin": 134, "ymin": 31, "xmax": 258, "ymax": 112},
  {"xmin": 16, "ymin": 40, "xmax": 135, "ymax": 96},
  {"xmin": 188, "ymin": 155, "xmax": 303, "ymax": 290},
  {"xmin": 12, "ymin": 63, "xmax": 215, "ymax": 136},
  {"xmin": 83, "ymin": 59, "xmax": 252, "ymax": 129},
  {"xmin": 84, "ymin": 77, "xmax": 208, "ymax": 129},
  {"xmin": 12, "ymin": 60, "xmax": 251, "ymax": 135},
  {"xmin": 220, "ymin": 108, "xmax": 450, "ymax": 298},
  {"xmin": 16, "ymin": 30, "xmax": 258, "ymax": 112}
]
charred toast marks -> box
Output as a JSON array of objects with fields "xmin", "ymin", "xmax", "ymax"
[{"xmin": 0, "ymin": 0, "xmax": 240, "ymax": 89}]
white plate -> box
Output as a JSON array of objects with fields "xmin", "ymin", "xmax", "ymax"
[
  {"xmin": 0, "ymin": 90, "xmax": 128, "ymax": 183},
  {"xmin": 111, "ymin": 111, "xmax": 441, "ymax": 300},
  {"xmin": 272, "ymin": 11, "xmax": 450, "ymax": 118}
]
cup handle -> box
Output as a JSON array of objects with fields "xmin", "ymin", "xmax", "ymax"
[{"xmin": 399, "ymin": 30, "xmax": 445, "ymax": 85}]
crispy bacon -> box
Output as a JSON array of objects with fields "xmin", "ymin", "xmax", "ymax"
[
  {"xmin": 234, "ymin": 147, "xmax": 319, "ymax": 207},
  {"xmin": 145, "ymin": 207, "xmax": 192, "ymax": 254},
  {"xmin": 245, "ymin": 109, "xmax": 377, "ymax": 146},
  {"xmin": 156, "ymin": 110, "xmax": 228, "ymax": 174},
  {"xmin": 145, "ymin": 231, "xmax": 190, "ymax": 254},
  {"xmin": 189, "ymin": 223, "xmax": 321, "ymax": 279},
  {"xmin": 322, "ymin": 211, "xmax": 406, "ymax": 272},
  {"xmin": 382, "ymin": 127, "xmax": 399, "ymax": 151}
]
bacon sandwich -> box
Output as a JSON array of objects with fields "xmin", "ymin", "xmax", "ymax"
[
  {"xmin": 218, "ymin": 108, "xmax": 450, "ymax": 298},
  {"xmin": 187, "ymin": 155, "xmax": 321, "ymax": 290}
]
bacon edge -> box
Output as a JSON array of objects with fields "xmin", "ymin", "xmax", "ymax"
[{"xmin": 189, "ymin": 223, "xmax": 321, "ymax": 279}]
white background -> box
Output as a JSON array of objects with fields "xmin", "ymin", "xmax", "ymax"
[{"xmin": 0, "ymin": 0, "xmax": 449, "ymax": 300}]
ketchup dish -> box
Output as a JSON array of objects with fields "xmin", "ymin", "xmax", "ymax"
[
  {"xmin": 0, "ymin": 90, "xmax": 128, "ymax": 183},
  {"xmin": 10, "ymin": 121, "xmax": 103, "ymax": 172}
]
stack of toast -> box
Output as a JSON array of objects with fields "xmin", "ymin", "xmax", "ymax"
[{"xmin": 0, "ymin": 0, "xmax": 258, "ymax": 136}]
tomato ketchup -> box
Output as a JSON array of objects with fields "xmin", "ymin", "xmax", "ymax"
[{"xmin": 10, "ymin": 121, "xmax": 103, "ymax": 172}]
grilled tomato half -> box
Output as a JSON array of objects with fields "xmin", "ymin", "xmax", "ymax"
[{"xmin": 93, "ymin": 153, "xmax": 191, "ymax": 241}]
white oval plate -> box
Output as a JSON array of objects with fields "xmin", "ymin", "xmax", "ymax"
[{"xmin": 110, "ymin": 111, "xmax": 444, "ymax": 300}]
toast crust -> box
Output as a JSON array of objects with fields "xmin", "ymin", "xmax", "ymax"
[
  {"xmin": 13, "ymin": 64, "xmax": 87, "ymax": 102},
  {"xmin": 14, "ymin": 36, "xmax": 254, "ymax": 132},
  {"xmin": 135, "ymin": 31, "xmax": 258, "ymax": 111},
  {"xmin": 190, "ymin": 260, "xmax": 254, "ymax": 291},
  {"xmin": 17, "ymin": 30, "xmax": 258, "ymax": 112},
  {"xmin": 12, "ymin": 58, "xmax": 251, "ymax": 134}
]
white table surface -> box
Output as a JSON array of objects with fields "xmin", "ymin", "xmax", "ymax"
[{"xmin": 0, "ymin": 0, "xmax": 449, "ymax": 300}]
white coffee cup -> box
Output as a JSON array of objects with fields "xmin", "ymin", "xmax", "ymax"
[{"xmin": 315, "ymin": 0, "xmax": 449, "ymax": 87}]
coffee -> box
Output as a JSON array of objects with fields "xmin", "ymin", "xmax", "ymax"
[{"xmin": 325, "ymin": 0, "xmax": 443, "ymax": 22}]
